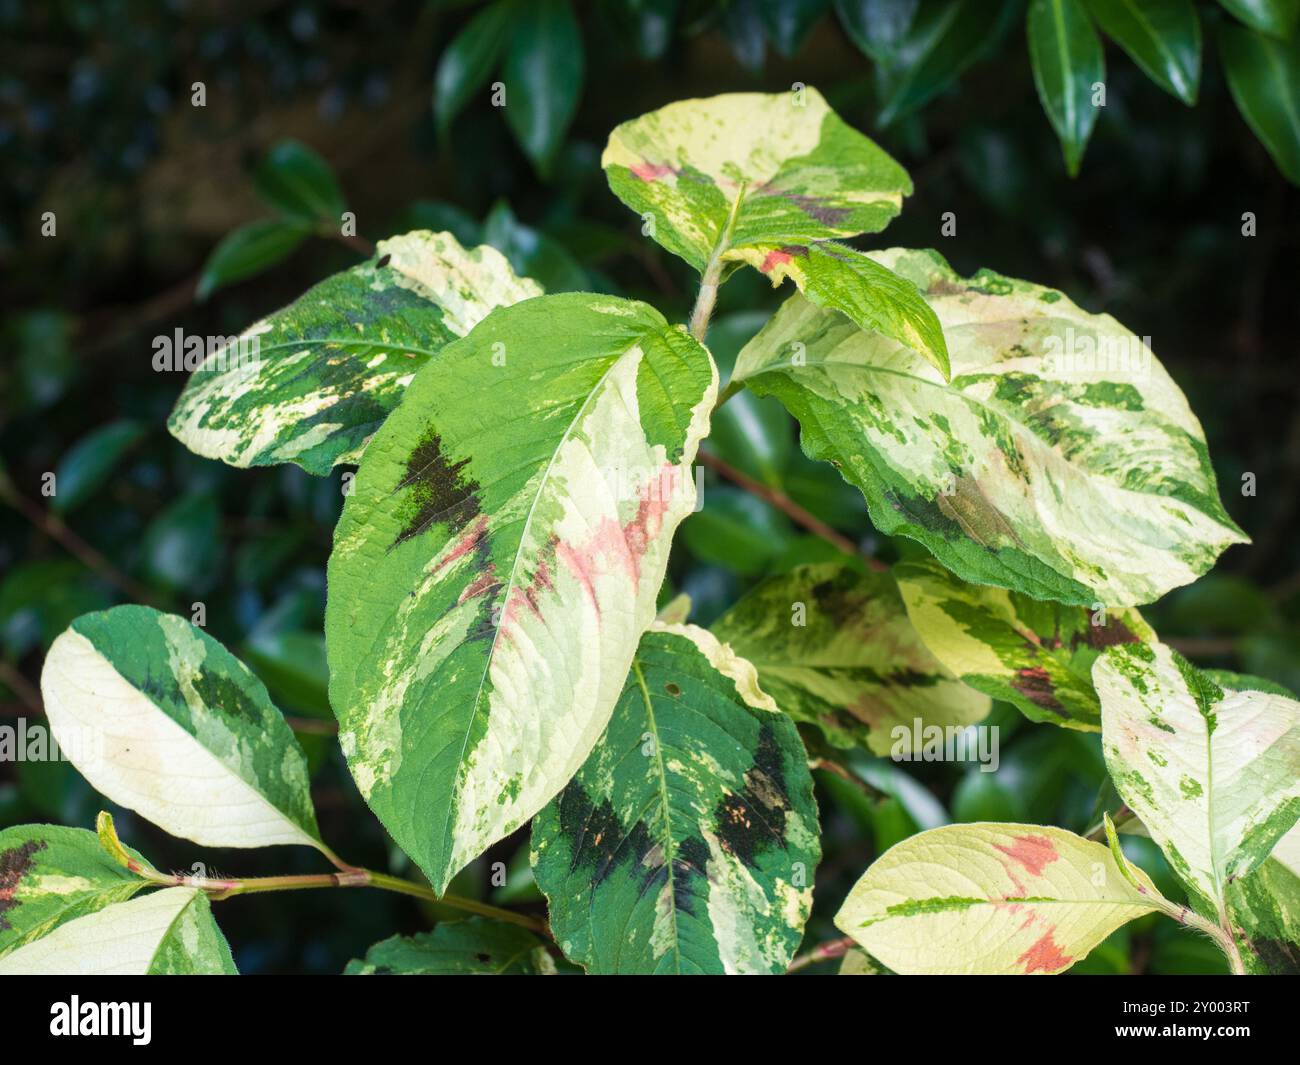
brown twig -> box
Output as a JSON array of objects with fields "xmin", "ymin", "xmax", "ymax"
[
  {"xmin": 809, "ymin": 758, "xmax": 886, "ymax": 802},
  {"xmin": 0, "ymin": 472, "xmax": 162, "ymax": 607},
  {"xmin": 787, "ymin": 935, "xmax": 856, "ymax": 973},
  {"xmin": 698, "ymin": 449, "xmax": 885, "ymax": 570}
]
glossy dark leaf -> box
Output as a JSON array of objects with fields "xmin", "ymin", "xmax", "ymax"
[
  {"xmin": 51, "ymin": 419, "xmax": 147, "ymax": 515},
  {"xmin": 196, "ymin": 219, "xmax": 310, "ymax": 300},
  {"xmin": 834, "ymin": 0, "xmax": 919, "ymax": 61},
  {"xmin": 1216, "ymin": 0, "xmax": 1300, "ymax": 40},
  {"xmin": 1027, "ymin": 0, "xmax": 1106, "ymax": 176},
  {"xmin": 434, "ymin": 1, "xmax": 515, "ymax": 137},
  {"xmin": 1219, "ymin": 21, "xmax": 1300, "ymax": 184},
  {"xmin": 502, "ymin": 0, "xmax": 584, "ymax": 176},
  {"xmin": 757, "ymin": 0, "xmax": 831, "ymax": 55},
  {"xmin": 1085, "ymin": 0, "xmax": 1200, "ymax": 104},
  {"xmin": 252, "ymin": 140, "xmax": 346, "ymax": 222}
]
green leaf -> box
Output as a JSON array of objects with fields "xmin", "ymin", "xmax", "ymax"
[
  {"xmin": 602, "ymin": 88, "xmax": 911, "ymax": 271},
  {"xmin": 877, "ymin": 0, "xmax": 1018, "ymax": 126},
  {"xmin": 895, "ymin": 556, "xmax": 1154, "ymax": 729},
  {"xmin": 1227, "ymin": 824, "xmax": 1300, "ymax": 973},
  {"xmin": 0, "ymin": 886, "xmax": 236, "ymax": 975},
  {"xmin": 732, "ymin": 248, "xmax": 1248, "ymax": 608},
  {"xmin": 502, "ymin": 0, "xmax": 584, "ymax": 176},
  {"xmin": 1218, "ymin": 21, "xmax": 1300, "ymax": 185},
  {"xmin": 710, "ymin": 563, "xmax": 990, "ymax": 752},
  {"xmin": 0, "ymin": 825, "xmax": 147, "ymax": 958},
  {"xmin": 1217, "ymin": 0, "xmax": 1300, "ymax": 39},
  {"xmin": 728, "ymin": 242, "xmax": 949, "ymax": 376},
  {"xmin": 756, "ymin": 0, "xmax": 831, "ymax": 55},
  {"xmin": 531, "ymin": 623, "xmax": 819, "ymax": 974},
  {"xmin": 1084, "ymin": 0, "xmax": 1200, "ymax": 105},
  {"xmin": 1027, "ymin": 0, "xmax": 1106, "ymax": 176},
  {"xmin": 196, "ymin": 218, "xmax": 310, "ymax": 301},
  {"xmin": 835, "ymin": 823, "xmax": 1164, "ymax": 973},
  {"xmin": 1094, "ymin": 642, "xmax": 1300, "ymax": 912},
  {"xmin": 170, "ymin": 230, "xmax": 542, "ymax": 475},
  {"xmin": 252, "ymin": 140, "xmax": 346, "ymax": 223},
  {"xmin": 600, "ymin": 0, "xmax": 680, "ymax": 60},
  {"xmin": 140, "ymin": 493, "xmax": 222, "ymax": 591},
  {"xmin": 40, "ymin": 605, "xmax": 324, "ymax": 852},
  {"xmin": 483, "ymin": 201, "xmax": 588, "ymax": 292},
  {"xmin": 51, "ymin": 420, "xmax": 147, "ymax": 515},
  {"xmin": 835, "ymin": 0, "xmax": 920, "ymax": 62},
  {"xmin": 326, "ymin": 292, "xmax": 716, "ymax": 894},
  {"xmin": 681, "ymin": 486, "xmax": 793, "ymax": 576},
  {"xmin": 434, "ymin": 1, "xmax": 515, "ymax": 138},
  {"xmin": 345, "ymin": 918, "xmax": 555, "ymax": 974}
]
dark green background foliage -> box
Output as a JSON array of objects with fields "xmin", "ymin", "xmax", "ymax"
[{"xmin": 2, "ymin": 0, "xmax": 1297, "ymax": 974}]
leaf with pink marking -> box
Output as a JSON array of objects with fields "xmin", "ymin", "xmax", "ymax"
[
  {"xmin": 834, "ymin": 823, "xmax": 1163, "ymax": 974},
  {"xmin": 326, "ymin": 293, "xmax": 716, "ymax": 893}
]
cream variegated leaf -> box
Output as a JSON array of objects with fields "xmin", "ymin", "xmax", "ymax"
[
  {"xmin": 326, "ymin": 293, "xmax": 716, "ymax": 894},
  {"xmin": 1095, "ymin": 642, "xmax": 1300, "ymax": 913},
  {"xmin": 0, "ymin": 825, "xmax": 147, "ymax": 958},
  {"xmin": 1228, "ymin": 824, "xmax": 1300, "ymax": 974},
  {"xmin": 531, "ymin": 624, "xmax": 819, "ymax": 975},
  {"xmin": 895, "ymin": 557, "xmax": 1154, "ymax": 729},
  {"xmin": 603, "ymin": 89, "xmax": 948, "ymax": 374},
  {"xmin": 834, "ymin": 823, "xmax": 1163, "ymax": 974},
  {"xmin": 168, "ymin": 230, "xmax": 542, "ymax": 475},
  {"xmin": 40, "ymin": 606, "xmax": 324, "ymax": 853},
  {"xmin": 0, "ymin": 886, "xmax": 236, "ymax": 975},
  {"xmin": 709, "ymin": 563, "xmax": 990, "ymax": 753},
  {"xmin": 733, "ymin": 248, "xmax": 1247, "ymax": 607}
]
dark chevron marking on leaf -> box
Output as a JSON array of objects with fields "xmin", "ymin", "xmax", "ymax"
[
  {"xmin": 0, "ymin": 839, "xmax": 44, "ymax": 932},
  {"xmin": 531, "ymin": 625, "xmax": 818, "ymax": 974},
  {"xmin": 391, "ymin": 428, "xmax": 482, "ymax": 550}
]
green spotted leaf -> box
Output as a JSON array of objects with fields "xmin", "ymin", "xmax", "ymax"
[
  {"xmin": 895, "ymin": 556, "xmax": 1154, "ymax": 729},
  {"xmin": 604, "ymin": 88, "xmax": 910, "ymax": 273},
  {"xmin": 1027, "ymin": 0, "xmax": 1106, "ymax": 176},
  {"xmin": 0, "ymin": 886, "xmax": 236, "ymax": 975},
  {"xmin": 1094, "ymin": 642, "xmax": 1300, "ymax": 913},
  {"xmin": 40, "ymin": 605, "xmax": 324, "ymax": 853},
  {"xmin": 710, "ymin": 563, "xmax": 989, "ymax": 753},
  {"xmin": 345, "ymin": 918, "xmax": 555, "ymax": 975},
  {"xmin": 1228, "ymin": 824, "xmax": 1300, "ymax": 974},
  {"xmin": 732, "ymin": 248, "xmax": 1247, "ymax": 608},
  {"xmin": 326, "ymin": 293, "xmax": 716, "ymax": 895},
  {"xmin": 602, "ymin": 90, "xmax": 948, "ymax": 371},
  {"xmin": 835, "ymin": 823, "xmax": 1163, "ymax": 974},
  {"xmin": 531, "ymin": 623, "xmax": 819, "ymax": 974},
  {"xmin": 727, "ymin": 241, "xmax": 949, "ymax": 377},
  {"xmin": 169, "ymin": 230, "xmax": 542, "ymax": 476},
  {"xmin": 0, "ymin": 825, "xmax": 148, "ymax": 958}
]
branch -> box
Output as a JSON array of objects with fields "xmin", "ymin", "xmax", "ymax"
[
  {"xmin": 787, "ymin": 935, "xmax": 855, "ymax": 973},
  {"xmin": 698, "ymin": 449, "xmax": 885, "ymax": 570}
]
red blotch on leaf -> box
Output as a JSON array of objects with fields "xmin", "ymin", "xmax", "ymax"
[
  {"xmin": 631, "ymin": 161, "xmax": 675, "ymax": 182},
  {"xmin": 1017, "ymin": 928, "xmax": 1073, "ymax": 974},
  {"xmin": 993, "ymin": 833, "xmax": 1059, "ymax": 878}
]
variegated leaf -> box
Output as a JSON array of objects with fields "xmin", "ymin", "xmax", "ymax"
[
  {"xmin": 733, "ymin": 248, "xmax": 1247, "ymax": 607},
  {"xmin": 531, "ymin": 624, "xmax": 819, "ymax": 974},
  {"xmin": 168, "ymin": 230, "xmax": 542, "ymax": 475},
  {"xmin": 835, "ymin": 823, "xmax": 1163, "ymax": 974},
  {"xmin": 326, "ymin": 293, "xmax": 716, "ymax": 894},
  {"xmin": 0, "ymin": 886, "xmax": 236, "ymax": 975},
  {"xmin": 727, "ymin": 241, "xmax": 949, "ymax": 377},
  {"xmin": 344, "ymin": 918, "xmax": 555, "ymax": 975},
  {"xmin": 1095, "ymin": 642, "xmax": 1300, "ymax": 913},
  {"xmin": 1228, "ymin": 824, "xmax": 1300, "ymax": 974},
  {"xmin": 602, "ymin": 89, "xmax": 947, "ymax": 373},
  {"xmin": 0, "ymin": 825, "xmax": 147, "ymax": 958},
  {"xmin": 895, "ymin": 556, "xmax": 1154, "ymax": 729},
  {"xmin": 709, "ymin": 563, "xmax": 990, "ymax": 753},
  {"xmin": 40, "ymin": 606, "xmax": 324, "ymax": 853}
]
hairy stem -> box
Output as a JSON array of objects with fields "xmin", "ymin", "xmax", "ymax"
[
  {"xmin": 787, "ymin": 935, "xmax": 856, "ymax": 973},
  {"xmin": 137, "ymin": 862, "xmax": 548, "ymax": 934},
  {"xmin": 698, "ymin": 449, "xmax": 885, "ymax": 570},
  {"xmin": 688, "ymin": 184, "xmax": 746, "ymax": 342}
]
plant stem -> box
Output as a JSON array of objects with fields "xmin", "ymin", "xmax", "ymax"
[
  {"xmin": 688, "ymin": 184, "xmax": 746, "ymax": 342},
  {"xmin": 809, "ymin": 757, "xmax": 886, "ymax": 802},
  {"xmin": 698, "ymin": 449, "xmax": 886, "ymax": 570},
  {"xmin": 139, "ymin": 862, "xmax": 549, "ymax": 935},
  {"xmin": 0, "ymin": 471, "xmax": 163, "ymax": 608},
  {"xmin": 787, "ymin": 935, "xmax": 855, "ymax": 973}
]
